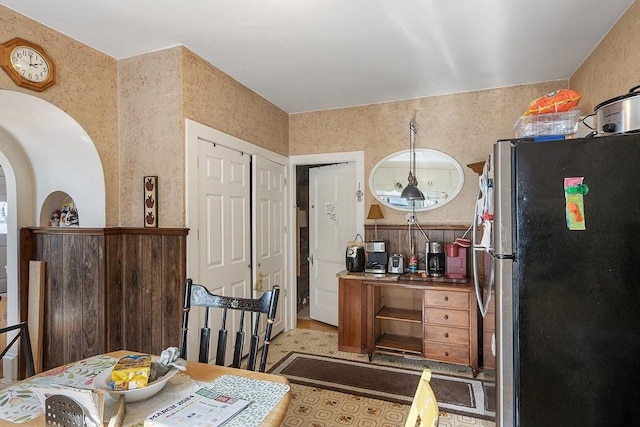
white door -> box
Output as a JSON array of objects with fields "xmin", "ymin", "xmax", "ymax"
[
  {"xmin": 253, "ymin": 155, "xmax": 286, "ymax": 338},
  {"xmin": 197, "ymin": 140, "xmax": 251, "ymax": 364},
  {"xmin": 309, "ymin": 163, "xmax": 357, "ymax": 326}
]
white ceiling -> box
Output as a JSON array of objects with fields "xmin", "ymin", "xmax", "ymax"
[{"xmin": 1, "ymin": 0, "xmax": 634, "ymax": 113}]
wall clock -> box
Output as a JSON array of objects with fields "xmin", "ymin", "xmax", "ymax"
[{"xmin": 0, "ymin": 37, "xmax": 56, "ymax": 91}]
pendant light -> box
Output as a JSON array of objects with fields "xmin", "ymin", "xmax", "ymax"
[{"xmin": 400, "ymin": 117, "xmax": 425, "ymax": 201}]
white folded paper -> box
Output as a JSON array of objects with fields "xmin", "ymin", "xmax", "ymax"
[{"xmin": 31, "ymin": 384, "xmax": 105, "ymax": 427}]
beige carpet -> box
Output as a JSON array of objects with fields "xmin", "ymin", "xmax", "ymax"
[{"xmin": 267, "ymin": 328, "xmax": 495, "ymax": 427}]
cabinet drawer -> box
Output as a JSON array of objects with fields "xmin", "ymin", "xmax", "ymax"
[
  {"xmin": 425, "ymin": 308, "xmax": 469, "ymax": 327},
  {"xmin": 425, "ymin": 325, "xmax": 469, "ymax": 345},
  {"xmin": 424, "ymin": 342, "xmax": 470, "ymax": 365},
  {"xmin": 424, "ymin": 289, "xmax": 469, "ymax": 309}
]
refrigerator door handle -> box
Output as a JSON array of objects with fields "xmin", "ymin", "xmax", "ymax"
[{"xmin": 472, "ymin": 177, "xmax": 494, "ymax": 318}]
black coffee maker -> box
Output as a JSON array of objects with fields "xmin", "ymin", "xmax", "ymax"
[
  {"xmin": 427, "ymin": 242, "xmax": 446, "ymax": 276},
  {"xmin": 346, "ymin": 244, "xmax": 365, "ymax": 272}
]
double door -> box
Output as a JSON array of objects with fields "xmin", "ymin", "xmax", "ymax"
[{"xmin": 193, "ymin": 136, "xmax": 286, "ymax": 364}]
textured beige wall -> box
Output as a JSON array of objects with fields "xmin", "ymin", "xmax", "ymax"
[
  {"xmin": 2, "ymin": 1, "xmax": 638, "ymax": 228},
  {"xmin": 118, "ymin": 48, "xmax": 185, "ymax": 227},
  {"xmin": 570, "ymin": 0, "xmax": 640, "ymax": 113},
  {"xmin": 290, "ymin": 81, "xmax": 566, "ymax": 225},
  {"xmin": 183, "ymin": 49, "xmax": 289, "ymax": 157},
  {"xmin": 0, "ymin": 4, "xmax": 120, "ymax": 226},
  {"xmin": 117, "ymin": 46, "xmax": 289, "ymax": 227}
]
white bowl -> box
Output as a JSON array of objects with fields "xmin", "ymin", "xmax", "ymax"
[{"xmin": 93, "ymin": 361, "xmax": 179, "ymax": 403}]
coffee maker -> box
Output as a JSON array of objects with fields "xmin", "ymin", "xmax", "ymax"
[
  {"xmin": 364, "ymin": 240, "xmax": 387, "ymax": 273},
  {"xmin": 445, "ymin": 243, "xmax": 467, "ymax": 279},
  {"xmin": 427, "ymin": 242, "xmax": 446, "ymax": 277}
]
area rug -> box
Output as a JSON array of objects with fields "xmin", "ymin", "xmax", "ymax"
[{"xmin": 269, "ymin": 351, "xmax": 495, "ymax": 421}]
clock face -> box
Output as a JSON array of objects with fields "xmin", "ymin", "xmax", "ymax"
[{"xmin": 10, "ymin": 45, "xmax": 51, "ymax": 83}]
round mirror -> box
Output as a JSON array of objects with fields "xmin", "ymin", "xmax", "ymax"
[{"xmin": 369, "ymin": 149, "xmax": 464, "ymax": 211}]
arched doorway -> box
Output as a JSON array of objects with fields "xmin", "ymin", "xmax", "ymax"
[{"xmin": 0, "ymin": 90, "xmax": 106, "ymax": 377}]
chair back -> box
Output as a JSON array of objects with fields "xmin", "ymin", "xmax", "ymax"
[
  {"xmin": 0, "ymin": 321, "xmax": 35, "ymax": 379},
  {"xmin": 179, "ymin": 278, "xmax": 280, "ymax": 372},
  {"xmin": 405, "ymin": 368, "xmax": 439, "ymax": 427}
]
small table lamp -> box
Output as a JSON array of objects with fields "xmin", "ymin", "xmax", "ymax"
[{"xmin": 367, "ymin": 204, "xmax": 384, "ymax": 240}]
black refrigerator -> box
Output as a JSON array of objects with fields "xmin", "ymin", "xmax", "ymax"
[{"xmin": 484, "ymin": 134, "xmax": 640, "ymax": 426}]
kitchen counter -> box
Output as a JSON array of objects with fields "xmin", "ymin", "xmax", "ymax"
[
  {"xmin": 336, "ymin": 270, "xmax": 400, "ymax": 281},
  {"xmin": 336, "ymin": 270, "xmax": 468, "ymax": 284}
]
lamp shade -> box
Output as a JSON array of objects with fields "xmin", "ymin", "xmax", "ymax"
[
  {"xmin": 367, "ymin": 204, "xmax": 384, "ymax": 220},
  {"xmin": 400, "ymin": 184, "xmax": 425, "ymax": 201}
]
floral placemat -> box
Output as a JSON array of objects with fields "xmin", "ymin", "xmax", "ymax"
[
  {"xmin": 0, "ymin": 354, "xmax": 117, "ymax": 423},
  {"xmin": 203, "ymin": 374, "xmax": 290, "ymax": 427}
]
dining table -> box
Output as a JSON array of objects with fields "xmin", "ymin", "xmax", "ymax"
[{"xmin": 0, "ymin": 349, "xmax": 291, "ymax": 426}]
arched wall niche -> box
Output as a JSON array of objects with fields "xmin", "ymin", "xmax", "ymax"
[{"xmin": 40, "ymin": 191, "xmax": 78, "ymax": 227}]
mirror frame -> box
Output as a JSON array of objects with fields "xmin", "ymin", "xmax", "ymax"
[{"xmin": 368, "ymin": 148, "xmax": 465, "ymax": 212}]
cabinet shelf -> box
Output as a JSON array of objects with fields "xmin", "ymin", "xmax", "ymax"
[
  {"xmin": 375, "ymin": 306, "xmax": 422, "ymax": 323},
  {"xmin": 375, "ymin": 333, "xmax": 422, "ymax": 355}
]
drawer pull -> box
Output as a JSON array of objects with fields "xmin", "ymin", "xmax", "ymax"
[
  {"xmin": 444, "ymin": 315, "xmax": 449, "ymax": 320},
  {"xmin": 444, "ymin": 296, "xmax": 449, "ymax": 302},
  {"xmin": 444, "ymin": 352, "xmax": 449, "ymax": 357},
  {"xmin": 444, "ymin": 333, "xmax": 449, "ymax": 338}
]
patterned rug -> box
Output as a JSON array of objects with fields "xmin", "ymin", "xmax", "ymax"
[
  {"xmin": 270, "ymin": 352, "xmax": 495, "ymax": 421},
  {"xmin": 268, "ymin": 328, "xmax": 496, "ymax": 427}
]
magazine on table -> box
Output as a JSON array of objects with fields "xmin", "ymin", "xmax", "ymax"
[{"xmin": 144, "ymin": 386, "xmax": 251, "ymax": 426}]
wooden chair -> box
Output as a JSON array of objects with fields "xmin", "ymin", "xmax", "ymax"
[
  {"xmin": 0, "ymin": 321, "xmax": 35, "ymax": 379},
  {"xmin": 179, "ymin": 278, "xmax": 280, "ymax": 372},
  {"xmin": 405, "ymin": 368, "xmax": 439, "ymax": 427}
]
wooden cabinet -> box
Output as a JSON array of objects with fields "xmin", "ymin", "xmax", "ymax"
[
  {"xmin": 337, "ymin": 275, "xmax": 480, "ymax": 375},
  {"xmin": 370, "ymin": 285, "xmax": 423, "ymax": 357},
  {"xmin": 483, "ymin": 289, "xmax": 496, "ymax": 369},
  {"xmin": 423, "ymin": 288, "xmax": 477, "ymax": 369},
  {"xmin": 338, "ymin": 278, "xmax": 368, "ymax": 353}
]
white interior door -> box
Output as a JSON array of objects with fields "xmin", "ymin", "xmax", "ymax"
[
  {"xmin": 197, "ymin": 140, "xmax": 251, "ymax": 364},
  {"xmin": 253, "ymin": 155, "xmax": 286, "ymax": 338},
  {"xmin": 309, "ymin": 163, "xmax": 356, "ymax": 326}
]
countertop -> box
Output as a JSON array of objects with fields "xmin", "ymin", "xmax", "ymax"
[{"xmin": 336, "ymin": 270, "xmax": 468, "ymax": 284}]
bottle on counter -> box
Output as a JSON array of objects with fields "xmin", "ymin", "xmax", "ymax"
[{"xmin": 408, "ymin": 251, "xmax": 418, "ymax": 273}]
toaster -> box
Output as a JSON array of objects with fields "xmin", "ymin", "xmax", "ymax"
[{"xmin": 388, "ymin": 254, "xmax": 405, "ymax": 274}]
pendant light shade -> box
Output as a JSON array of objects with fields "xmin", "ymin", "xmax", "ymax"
[
  {"xmin": 401, "ymin": 118, "xmax": 425, "ymax": 201},
  {"xmin": 400, "ymin": 178, "xmax": 425, "ymax": 200}
]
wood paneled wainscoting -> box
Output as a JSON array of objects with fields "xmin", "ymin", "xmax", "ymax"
[{"xmin": 19, "ymin": 227, "xmax": 188, "ymax": 370}]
